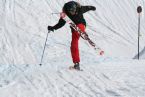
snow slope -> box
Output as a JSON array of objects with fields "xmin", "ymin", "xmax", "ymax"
[
  {"xmin": 0, "ymin": 0, "xmax": 145, "ymax": 65},
  {"xmin": 0, "ymin": 0, "xmax": 145, "ymax": 97},
  {"xmin": 0, "ymin": 59, "xmax": 145, "ymax": 97}
]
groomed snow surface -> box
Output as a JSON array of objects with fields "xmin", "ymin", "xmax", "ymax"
[{"xmin": 0, "ymin": 0, "xmax": 145, "ymax": 97}]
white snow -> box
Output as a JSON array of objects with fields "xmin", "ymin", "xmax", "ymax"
[{"xmin": 0, "ymin": 0, "xmax": 145, "ymax": 97}]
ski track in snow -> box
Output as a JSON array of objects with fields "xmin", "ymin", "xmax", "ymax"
[{"xmin": 1, "ymin": 59, "xmax": 145, "ymax": 97}]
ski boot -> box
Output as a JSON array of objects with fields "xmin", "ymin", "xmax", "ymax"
[{"xmin": 74, "ymin": 62, "xmax": 80, "ymax": 70}]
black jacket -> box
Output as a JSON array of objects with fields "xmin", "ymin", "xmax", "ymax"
[{"xmin": 53, "ymin": 5, "xmax": 96, "ymax": 30}]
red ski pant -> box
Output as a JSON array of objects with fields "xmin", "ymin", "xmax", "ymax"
[{"xmin": 71, "ymin": 24, "xmax": 85, "ymax": 63}]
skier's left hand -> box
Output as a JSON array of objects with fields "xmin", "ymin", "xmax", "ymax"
[{"xmin": 91, "ymin": 6, "xmax": 96, "ymax": 11}]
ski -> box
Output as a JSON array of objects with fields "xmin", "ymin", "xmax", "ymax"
[
  {"xmin": 60, "ymin": 12, "xmax": 104, "ymax": 55},
  {"xmin": 69, "ymin": 66, "xmax": 83, "ymax": 71}
]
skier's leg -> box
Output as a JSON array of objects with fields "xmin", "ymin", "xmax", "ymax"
[
  {"xmin": 71, "ymin": 24, "xmax": 86, "ymax": 65},
  {"xmin": 71, "ymin": 31, "xmax": 80, "ymax": 63}
]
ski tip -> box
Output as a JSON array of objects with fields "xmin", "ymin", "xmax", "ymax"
[{"xmin": 100, "ymin": 50, "xmax": 104, "ymax": 55}]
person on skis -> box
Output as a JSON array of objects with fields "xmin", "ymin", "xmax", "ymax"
[{"xmin": 48, "ymin": 1, "xmax": 96, "ymax": 70}]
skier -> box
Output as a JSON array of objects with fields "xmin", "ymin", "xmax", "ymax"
[{"xmin": 48, "ymin": 1, "xmax": 96, "ymax": 70}]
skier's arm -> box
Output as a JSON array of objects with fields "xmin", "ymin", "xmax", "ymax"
[
  {"xmin": 53, "ymin": 18, "xmax": 66, "ymax": 30},
  {"xmin": 80, "ymin": 6, "xmax": 96, "ymax": 13}
]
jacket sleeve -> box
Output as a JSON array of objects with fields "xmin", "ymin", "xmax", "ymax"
[
  {"xmin": 80, "ymin": 6, "xmax": 96, "ymax": 13},
  {"xmin": 53, "ymin": 18, "xmax": 66, "ymax": 30}
]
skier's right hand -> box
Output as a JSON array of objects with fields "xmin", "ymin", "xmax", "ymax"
[{"xmin": 48, "ymin": 26, "xmax": 54, "ymax": 32}]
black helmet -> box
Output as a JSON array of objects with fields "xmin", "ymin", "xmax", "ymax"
[{"xmin": 63, "ymin": 1, "xmax": 78, "ymax": 14}]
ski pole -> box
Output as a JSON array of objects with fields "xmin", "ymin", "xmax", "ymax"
[
  {"xmin": 39, "ymin": 30, "xmax": 51, "ymax": 66},
  {"xmin": 137, "ymin": 6, "xmax": 142, "ymax": 60},
  {"xmin": 51, "ymin": 12, "xmax": 61, "ymax": 15}
]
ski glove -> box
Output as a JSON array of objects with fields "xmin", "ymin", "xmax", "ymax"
[
  {"xmin": 91, "ymin": 6, "xmax": 96, "ymax": 11},
  {"xmin": 48, "ymin": 26, "xmax": 54, "ymax": 32}
]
